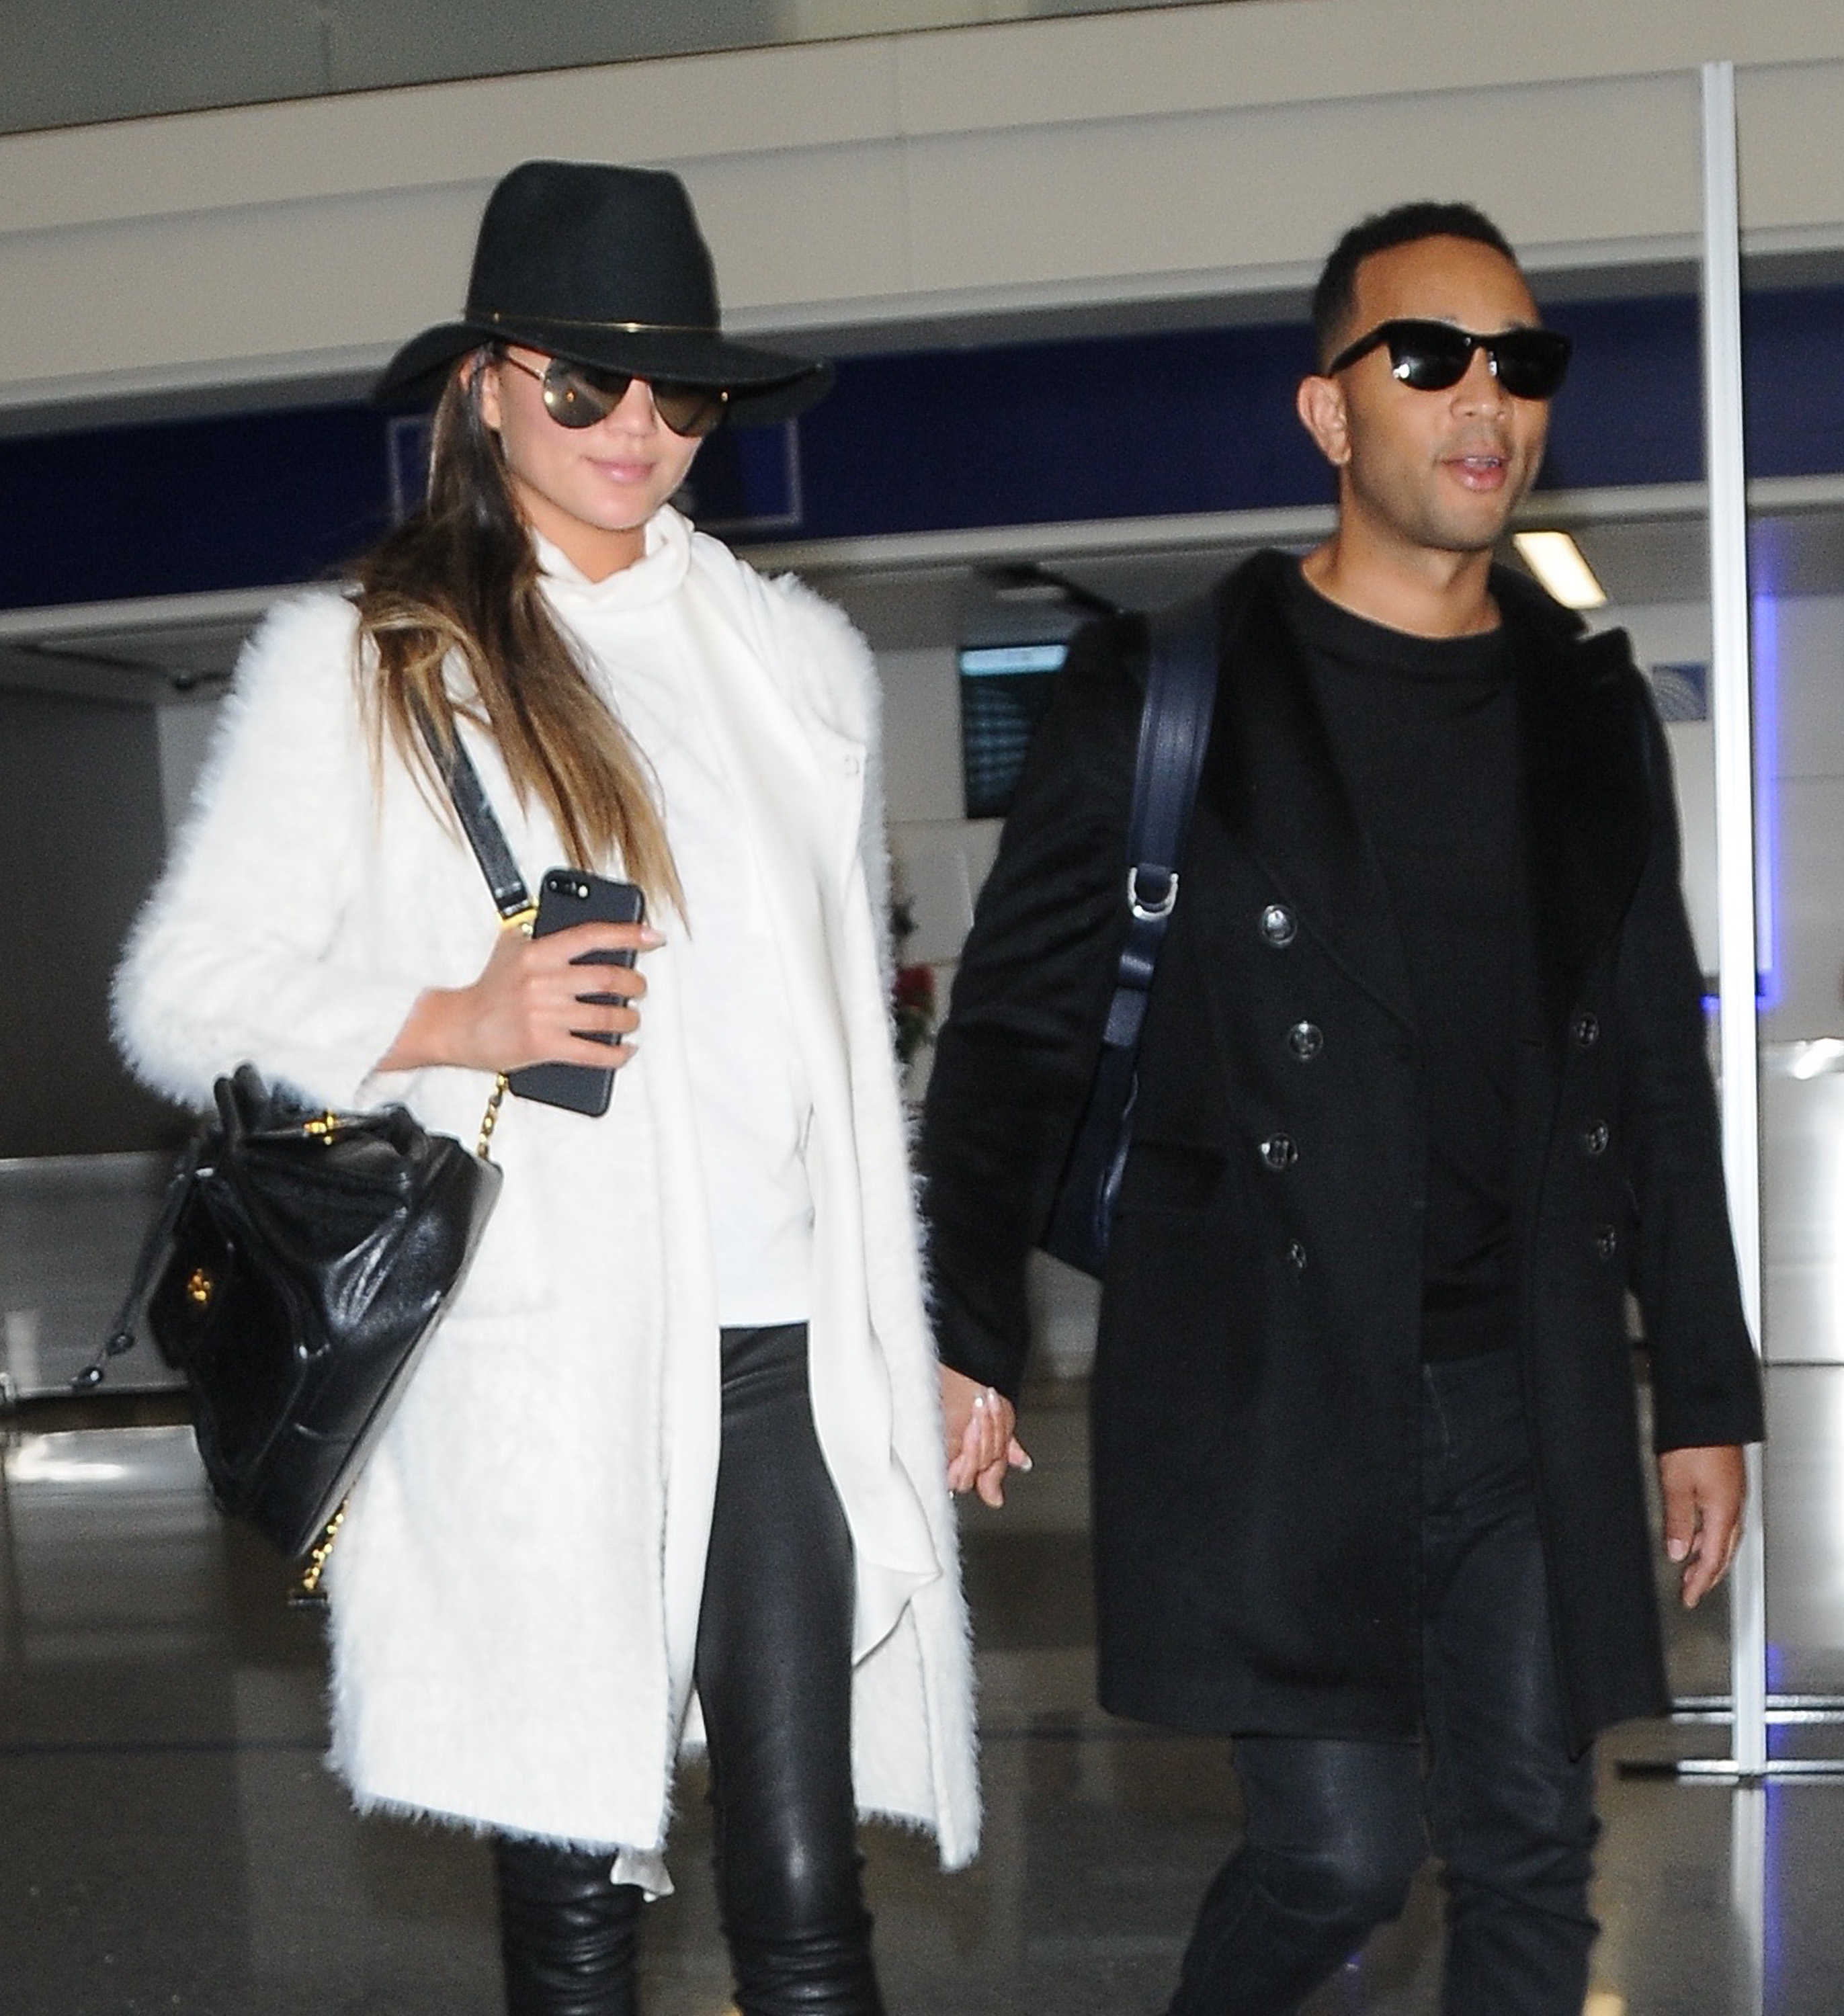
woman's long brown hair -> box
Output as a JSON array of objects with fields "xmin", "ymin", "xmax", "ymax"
[{"xmin": 352, "ymin": 351, "xmax": 683, "ymax": 913}]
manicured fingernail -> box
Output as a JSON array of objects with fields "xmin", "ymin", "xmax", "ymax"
[
  {"xmin": 639, "ymin": 927, "xmax": 665, "ymax": 946},
  {"xmin": 972, "ymin": 1393, "xmax": 985, "ymax": 1411},
  {"xmin": 1018, "ymin": 1454, "xmax": 1034, "ymax": 1472},
  {"xmin": 1667, "ymin": 1539, "xmax": 1687, "ymax": 1560}
]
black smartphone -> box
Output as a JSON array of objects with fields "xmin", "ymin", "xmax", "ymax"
[{"xmin": 507, "ymin": 869, "xmax": 646, "ymax": 1118}]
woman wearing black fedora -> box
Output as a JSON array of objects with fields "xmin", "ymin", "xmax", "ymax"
[{"xmin": 116, "ymin": 159, "xmax": 1019, "ymax": 2015}]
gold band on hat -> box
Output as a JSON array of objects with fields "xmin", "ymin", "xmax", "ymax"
[{"xmin": 482, "ymin": 310, "xmax": 721, "ymax": 335}]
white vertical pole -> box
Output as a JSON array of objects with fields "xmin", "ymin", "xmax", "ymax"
[
  {"xmin": 1731, "ymin": 1783, "xmax": 1768, "ymax": 2014},
  {"xmin": 1700, "ymin": 59, "xmax": 1767, "ymax": 1781}
]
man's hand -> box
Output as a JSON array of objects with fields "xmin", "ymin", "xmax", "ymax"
[
  {"xmin": 939, "ymin": 1366, "xmax": 1031, "ymax": 1509},
  {"xmin": 1657, "ymin": 1444, "xmax": 1748, "ymax": 1609}
]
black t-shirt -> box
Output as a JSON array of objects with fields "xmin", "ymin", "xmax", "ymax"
[{"xmin": 1281, "ymin": 564, "xmax": 1519, "ymax": 1360}]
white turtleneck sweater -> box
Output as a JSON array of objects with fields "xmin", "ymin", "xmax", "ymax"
[{"xmin": 536, "ymin": 515, "xmax": 816, "ymax": 1328}]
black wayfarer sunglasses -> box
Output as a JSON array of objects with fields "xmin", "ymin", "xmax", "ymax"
[
  {"xmin": 499, "ymin": 351, "xmax": 730, "ymax": 438},
  {"xmin": 1326, "ymin": 319, "xmax": 1573, "ymax": 401}
]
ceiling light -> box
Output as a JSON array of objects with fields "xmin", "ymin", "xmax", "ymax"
[{"xmin": 1513, "ymin": 530, "xmax": 1607, "ymax": 610}]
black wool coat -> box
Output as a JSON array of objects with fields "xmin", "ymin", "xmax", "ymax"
[{"xmin": 921, "ymin": 550, "xmax": 1764, "ymax": 1755}]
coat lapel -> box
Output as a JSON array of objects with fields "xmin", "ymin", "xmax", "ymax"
[
  {"xmin": 1507, "ymin": 590, "xmax": 1652, "ymax": 1045},
  {"xmin": 1202, "ymin": 556, "xmax": 1417, "ymax": 1029},
  {"xmin": 674, "ymin": 591, "xmax": 855, "ymax": 1062},
  {"xmin": 678, "ymin": 581, "xmax": 948, "ymax": 1641}
]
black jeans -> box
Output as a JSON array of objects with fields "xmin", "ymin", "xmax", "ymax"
[
  {"xmin": 1167, "ymin": 1347, "xmax": 1600, "ymax": 2016},
  {"xmin": 495, "ymin": 1322, "xmax": 882, "ymax": 2016}
]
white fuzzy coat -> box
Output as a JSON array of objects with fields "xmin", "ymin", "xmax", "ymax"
[{"xmin": 114, "ymin": 509, "xmax": 979, "ymax": 1874}]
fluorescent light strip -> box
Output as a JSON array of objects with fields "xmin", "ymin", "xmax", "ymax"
[{"xmin": 1512, "ymin": 530, "xmax": 1607, "ymax": 610}]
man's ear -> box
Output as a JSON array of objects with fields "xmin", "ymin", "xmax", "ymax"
[{"xmin": 1296, "ymin": 372, "xmax": 1351, "ymax": 470}]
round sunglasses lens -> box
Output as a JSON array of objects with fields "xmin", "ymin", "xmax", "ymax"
[
  {"xmin": 540, "ymin": 364, "xmax": 618, "ymax": 429},
  {"xmin": 653, "ymin": 384, "xmax": 728, "ymax": 439}
]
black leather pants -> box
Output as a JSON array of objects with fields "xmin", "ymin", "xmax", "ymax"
[
  {"xmin": 495, "ymin": 1322, "xmax": 882, "ymax": 2016},
  {"xmin": 495, "ymin": 1837, "xmax": 641, "ymax": 2016},
  {"xmin": 1166, "ymin": 1349, "xmax": 1599, "ymax": 2016}
]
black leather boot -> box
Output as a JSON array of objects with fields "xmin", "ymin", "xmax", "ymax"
[{"xmin": 493, "ymin": 1836, "xmax": 642, "ymax": 2016}]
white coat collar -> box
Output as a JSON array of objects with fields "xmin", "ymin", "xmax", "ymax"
[{"xmin": 532, "ymin": 505, "xmax": 692, "ymax": 616}]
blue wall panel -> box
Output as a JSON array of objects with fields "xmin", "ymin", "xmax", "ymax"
[
  {"xmin": 0, "ymin": 286, "xmax": 1837, "ymax": 612},
  {"xmin": 1539, "ymin": 295, "xmax": 1704, "ymax": 491},
  {"xmin": 794, "ymin": 319, "xmax": 1327, "ymax": 538},
  {"xmin": 0, "ymin": 408, "xmax": 392, "ymax": 610},
  {"xmin": 1743, "ymin": 287, "xmax": 1844, "ymax": 480}
]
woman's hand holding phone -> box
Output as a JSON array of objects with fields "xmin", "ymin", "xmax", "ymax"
[{"xmin": 380, "ymin": 916, "xmax": 663, "ymax": 1077}]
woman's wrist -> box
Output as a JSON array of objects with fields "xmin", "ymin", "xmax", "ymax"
[{"xmin": 378, "ymin": 985, "xmax": 470, "ymax": 1073}]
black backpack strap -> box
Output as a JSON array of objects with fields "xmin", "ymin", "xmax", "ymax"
[
  {"xmin": 1099, "ymin": 592, "xmax": 1222, "ymax": 1051},
  {"xmin": 416, "ymin": 714, "xmax": 536, "ymax": 925},
  {"xmin": 1040, "ymin": 591, "xmax": 1223, "ymax": 1275}
]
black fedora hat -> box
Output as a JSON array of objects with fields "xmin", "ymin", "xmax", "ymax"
[{"xmin": 375, "ymin": 160, "xmax": 833, "ymax": 426}]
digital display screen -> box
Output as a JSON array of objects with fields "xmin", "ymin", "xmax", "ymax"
[{"xmin": 958, "ymin": 642, "xmax": 1068, "ymax": 820}]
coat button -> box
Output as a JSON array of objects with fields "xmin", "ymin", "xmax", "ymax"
[
  {"xmin": 1582, "ymin": 1120, "xmax": 1610, "ymax": 1157},
  {"xmin": 1260, "ymin": 1134, "xmax": 1298, "ymax": 1171},
  {"xmin": 1572, "ymin": 1011, "xmax": 1600, "ymax": 1050},
  {"xmin": 1287, "ymin": 1021, "xmax": 1325, "ymax": 1062},
  {"xmin": 1287, "ymin": 1239, "xmax": 1308, "ymax": 1272},
  {"xmin": 1260, "ymin": 904, "xmax": 1298, "ymax": 948},
  {"xmin": 1594, "ymin": 1224, "xmax": 1620, "ymax": 1261}
]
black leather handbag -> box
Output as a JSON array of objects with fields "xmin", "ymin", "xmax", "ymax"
[
  {"xmin": 81, "ymin": 726, "xmax": 540, "ymax": 1588},
  {"xmin": 85, "ymin": 1066, "xmax": 502, "ymax": 1574},
  {"xmin": 1042, "ymin": 593, "xmax": 1220, "ymax": 1277}
]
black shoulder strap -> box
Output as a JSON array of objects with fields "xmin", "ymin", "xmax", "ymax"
[
  {"xmin": 417, "ymin": 715, "xmax": 536, "ymax": 924},
  {"xmin": 1099, "ymin": 592, "xmax": 1221, "ymax": 1051}
]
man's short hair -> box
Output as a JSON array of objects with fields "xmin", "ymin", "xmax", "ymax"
[{"xmin": 1310, "ymin": 202, "xmax": 1520, "ymax": 368}]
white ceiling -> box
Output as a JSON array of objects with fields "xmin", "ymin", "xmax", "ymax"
[{"xmin": 0, "ymin": 0, "xmax": 1227, "ymax": 137}]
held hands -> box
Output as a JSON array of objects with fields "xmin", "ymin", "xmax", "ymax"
[
  {"xmin": 939, "ymin": 1366, "xmax": 1032, "ymax": 1509},
  {"xmin": 1657, "ymin": 1443, "xmax": 1748, "ymax": 1609},
  {"xmin": 380, "ymin": 919, "xmax": 663, "ymax": 1075}
]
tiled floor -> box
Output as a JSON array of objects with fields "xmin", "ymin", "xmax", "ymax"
[
  {"xmin": 4, "ymin": 1370, "xmax": 1844, "ymax": 2016},
  {"xmin": 6, "ymin": 1134, "xmax": 1844, "ymax": 2016}
]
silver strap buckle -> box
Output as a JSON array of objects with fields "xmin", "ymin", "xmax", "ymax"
[{"xmin": 1128, "ymin": 867, "xmax": 1178, "ymax": 921}]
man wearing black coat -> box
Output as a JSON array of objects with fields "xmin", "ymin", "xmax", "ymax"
[{"xmin": 921, "ymin": 202, "xmax": 1764, "ymax": 2015}]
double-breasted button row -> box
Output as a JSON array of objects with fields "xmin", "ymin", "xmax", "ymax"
[
  {"xmin": 1572, "ymin": 1009, "xmax": 1600, "ymax": 1050},
  {"xmin": 1286, "ymin": 1239, "xmax": 1308, "ymax": 1273},
  {"xmin": 1256, "ymin": 904, "xmax": 1304, "ymax": 1187},
  {"xmin": 1581, "ymin": 1120, "xmax": 1610, "ymax": 1158},
  {"xmin": 1594, "ymin": 1224, "xmax": 1620, "ymax": 1261},
  {"xmin": 1261, "ymin": 1134, "xmax": 1298, "ymax": 1171},
  {"xmin": 1287, "ymin": 1021, "xmax": 1324, "ymax": 1062}
]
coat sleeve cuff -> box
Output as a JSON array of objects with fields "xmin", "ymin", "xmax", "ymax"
[
  {"xmin": 258, "ymin": 972, "xmax": 432, "ymax": 1111},
  {"xmin": 1649, "ymin": 1377, "xmax": 1766, "ymax": 1454}
]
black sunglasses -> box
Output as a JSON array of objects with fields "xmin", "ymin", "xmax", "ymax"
[
  {"xmin": 499, "ymin": 351, "xmax": 730, "ymax": 439},
  {"xmin": 1326, "ymin": 319, "xmax": 1572, "ymax": 401}
]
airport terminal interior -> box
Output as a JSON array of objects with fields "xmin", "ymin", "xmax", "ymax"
[{"xmin": 5, "ymin": 4, "xmax": 1844, "ymax": 2012}]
